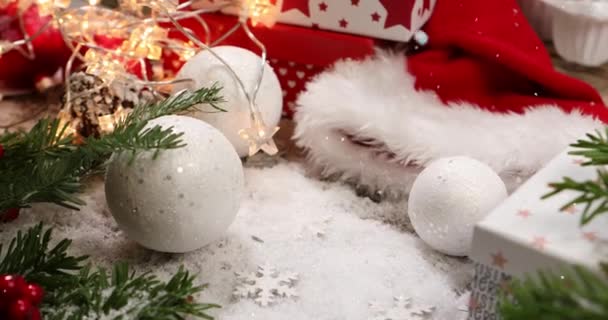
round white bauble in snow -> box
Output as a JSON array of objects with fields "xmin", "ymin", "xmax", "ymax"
[
  {"xmin": 407, "ymin": 156, "xmax": 507, "ymax": 257},
  {"xmin": 105, "ymin": 115, "xmax": 244, "ymax": 253},
  {"xmin": 173, "ymin": 45, "xmax": 283, "ymax": 157}
]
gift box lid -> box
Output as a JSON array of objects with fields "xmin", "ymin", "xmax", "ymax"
[
  {"xmin": 470, "ymin": 149, "xmax": 608, "ymax": 277},
  {"xmin": 175, "ymin": 13, "xmax": 375, "ymax": 65},
  {"xmin": 192, "ymin": 0, "xmax": 436, "ymax": 42}
]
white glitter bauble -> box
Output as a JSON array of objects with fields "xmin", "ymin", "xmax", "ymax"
[
  {"xmin": 105, "ymin": 115, "xmax": 244, "ymax": 253},
  {"xmin": 174, "ymin": 45, "xmax": 283, "ymax": 157},
  {"xmin": 407, "ymin": 156, "xmax": 507, "ymax": 256}
]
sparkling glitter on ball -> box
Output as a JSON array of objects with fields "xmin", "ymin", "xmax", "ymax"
[{"xmin": 105, "ymin": 115, "xmax": 244, "ymax": 253}]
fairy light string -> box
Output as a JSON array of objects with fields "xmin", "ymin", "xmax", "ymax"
[{"xmin": 0, "ymin": 0, "xmax": 282, "ymax": 156}]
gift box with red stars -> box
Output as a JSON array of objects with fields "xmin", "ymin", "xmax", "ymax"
[
  {"xmin": 205, "ymin": 0, "xmax": 437, "ymax": 42},
  {"xmin": 468, "ymin": 149, "xmax": 608, "ymax": 319}
]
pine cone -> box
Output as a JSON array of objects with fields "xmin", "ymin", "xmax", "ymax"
[{"xmin": 62, "ymin": 72, "xmax": 156, "ymax": 137}]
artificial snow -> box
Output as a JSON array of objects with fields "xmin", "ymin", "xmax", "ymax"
[
  {"xmin": 234, "ymin": 264, "xmax": 299, "ymax": 306},
  {"xmin": 369, "ymin": 296, "xmax": 435, "ymax": 320},
  {"xmin": 0, "ymin": 162, "xmax": 472, "ymax": 320}
]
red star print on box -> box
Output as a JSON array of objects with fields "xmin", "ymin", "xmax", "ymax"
[
  {"xmin": 532, "ymin": 236, "xmax": 548, "ymax": 250},
  {"xmin": 573, "ymin": 158, "xmax": 585, "ymax": 165},
  {"xmin": 491, "ymin": 251, "xmax": 507, "ymax": 269},
  {"xmin": 351, "ymin": 0, "xmax": 359, "ymax": 6},
  {"xmin": 282, "ymin": 0, "xmax": 310, "ymax": 17},
  {"xmin": 562, "ymin": 205, "xmax": 577, "ymax": 214},
  {"xmin": 371, "ymin": 12, "xmax": 381, "ymax": 22},
  {"xmin": 583, "ymin": 231, "xmax": 597, "ymax": 242},
  {"xmin": 379, "ymin": 0, "xmax": 416, "ymax": 29},
  {"xmin": 318, "ymin": 2, "xmax": 327, "ymax": 11},
  {"xmin": 339, "ymin": 18, "xmax": 348, "ymax": 28},
  {"xmin": 517, "ymin": 209, "xmax": 531, "ymax": 218}
]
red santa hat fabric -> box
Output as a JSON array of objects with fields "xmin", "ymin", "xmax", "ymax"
[
  {"xmin": 293, "ymin": 0, "xmax": 606, "ymax": 198},
  {"xmin": 408, "ymin": 0, "xmax": 608, "ymax": 122}
]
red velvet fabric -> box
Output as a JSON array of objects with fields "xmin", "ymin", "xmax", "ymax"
[{"xmin": 408, "ymin": 0, "xmax": 608, "ymax": 122}]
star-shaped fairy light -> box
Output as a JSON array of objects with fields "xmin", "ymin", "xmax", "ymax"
[
  {"xmin": 241, "ymin": 0, "xmax": 282, "ymax": 27},
  {"xmin": 239, "ymin": 110, "xmax": 279, "ymax": 156}
]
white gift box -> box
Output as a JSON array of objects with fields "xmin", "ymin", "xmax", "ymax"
[
  {"xmin": 193, "ymin": 0, "xmax": 436, "ymax": 42},
  {"xmin": 468, "ymin": 148, "xmax": 608, "ymax": 319}
]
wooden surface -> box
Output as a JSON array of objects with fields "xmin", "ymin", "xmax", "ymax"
[{"xmin": 549, "ymin": 47, "xmax": 608, "ymax": 101}]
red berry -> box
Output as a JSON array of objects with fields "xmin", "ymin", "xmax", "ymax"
[
  {"xmin": 7, "ymin": 299, "xmax": 34, "ymax": 320},
  {"xmin": 1, "ymin": 208, "xmax": 20, "ymax": 223},
  {"xmin": 22, "ymin": 284, "xmax": 44, "ymax": 306},
  {"xmin": 0, "ymin": 144, "xmax": 4, "ymax": 158},
  {"xmin": 0, "ymin": 275, "xmax": 26, "ymax": 301}
]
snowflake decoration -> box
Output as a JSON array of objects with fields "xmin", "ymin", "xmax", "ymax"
[
  {"xmin": 296, "ymin": 215, "xmax": 333, "ymax": 239},
  {"xmin": 369, "ymin": 296, "xmax": 435, "ymax": 320},
  {"xmin": 233, "ymin": 264, "xmax": 299, "ymax": 307}
]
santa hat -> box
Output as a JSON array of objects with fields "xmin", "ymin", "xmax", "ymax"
[{"xmin": 293, "ymin": 0, "xmax": 608, "ymax": 197}]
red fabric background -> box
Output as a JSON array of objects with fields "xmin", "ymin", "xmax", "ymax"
[{"xmin": 409, "ymin": 0, "xmax": 608, "ymax": 122}]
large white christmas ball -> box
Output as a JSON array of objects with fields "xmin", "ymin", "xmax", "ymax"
[
  {"xmin": 105, "ymin": 115, "xmax": 244, "ymax": 253},
  {"xmin": 408, "ymin": 157, "xmax": 507, "ymax": 256},
  {"xmin": 173, "ymin": 45, "xmax": 283, "ymax": 157}
]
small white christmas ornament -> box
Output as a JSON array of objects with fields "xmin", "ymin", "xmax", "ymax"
[
  {"xmin": 105, "ymin": 115, "xmax": 244, "ymax": 253},
  {"xmin": 173, "ymin": 45, "xmax": 283, "ymax": 157},
  {"xmin": 408, "ymin": 156, "xmax": 507, "ymax": 256}
]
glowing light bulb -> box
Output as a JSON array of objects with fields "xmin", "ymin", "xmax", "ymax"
[
  {"xmin": 97, "ymin": 114, "xmax": 116, "ymax": 133},
  {"xmin": 56, "ymin": 109, "xmax": 77, "ymax": 139},
  {"xmin": 54, "ymin": 0, "xmax": 70, "ymax": 9},
  {"xmin": 179, "ymin": 46, "xmax": 196, "ymax": 61},
  {"xmin": 241, "ymin": 0, "xmax": 282, "ymax": 27},
  {"xmin": 238, "ymin": 111, "xmax": 280, "ymax": 156},
  {"xmin": 113, "ymin": 106, "xmax": 132, "ymax": 123},
  {"xmin": 84, "ymin": 50, "xmax": 125, "ymax": 83},
  {"xmin": 36, "ymin": 0, "xmax": 54, "ymax": 16},
  {"xmin": 121, "ymin": 24, "xmax": 166, "ymax": 60},
  {"xmin": 35, "ymin": 0, "xmax": 70, "ymax": 16}
]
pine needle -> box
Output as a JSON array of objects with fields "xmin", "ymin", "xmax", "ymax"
[
  {"xmin": 569, "ymin": 128, "xmax": 608, "ymax": 166},
  {"xmin": 544, "ymin": 128, "xmax": 608, "ymax": 225},
  {"xmin": 1, "ymin": 224, "xmax": 219, "ymax": 319},
  {"xmin": 0, "ymin": 86, "xmax": 223, "ymax": 214},
  {"xmin": 499, "ymin": 265, "xmax": 608, "ymax": 319}
]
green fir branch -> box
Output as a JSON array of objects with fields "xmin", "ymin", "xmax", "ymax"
[
  {"xmin": 569, "ymin": 128, "xmax": 608, "ymax": 166},
  {"xmin": 544, "ymin": 128, "xmax": 608, "ymax": 225},
  {"xmin": 0, "ymin": 86, "xmax": 223, "ymax": 214},
  {"xmin": 0, "ymin": 223, "xmax": 86, "ymax": 290},
  {"xmin": 43, "ymin": 264, "xmax": 219, "ymax": 320},
  {"xmin": 499, "ymin": 265, "xmax": 608, "ymax": 320},
  {"xmin": 520, "ymin": 130, "xmax": 608, "ymax": 319},
  {"xmin": 1, "ymin": 224, "xmax": 219, "ymax": 319},
  {"xmin": 543, "ymin": 169, "xmax": 608, "ymax": 225}
]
